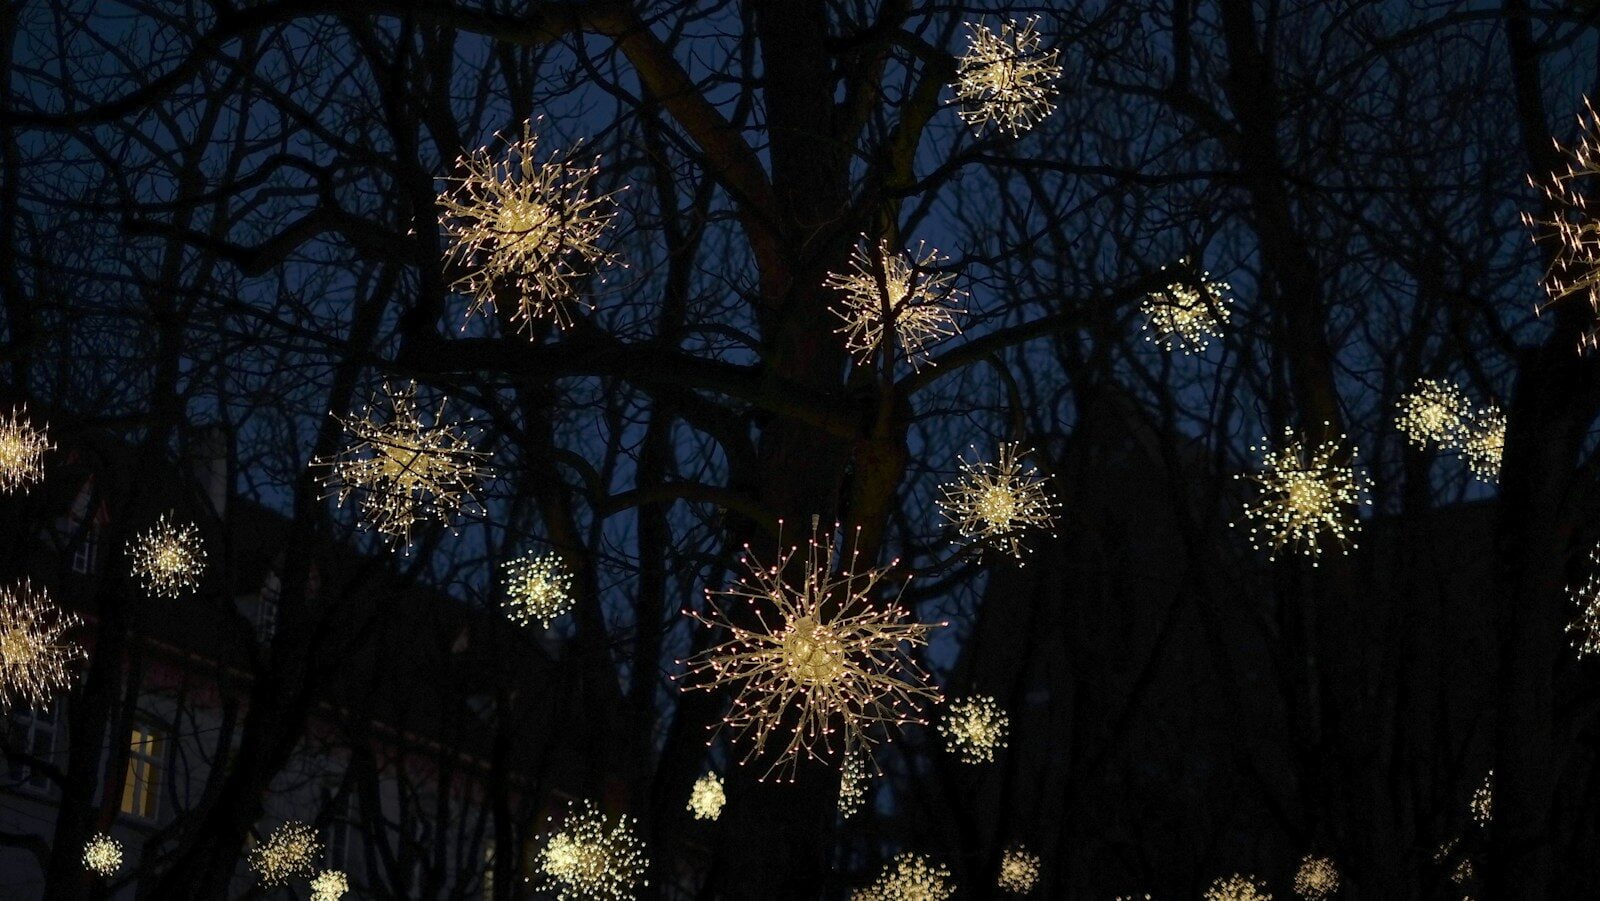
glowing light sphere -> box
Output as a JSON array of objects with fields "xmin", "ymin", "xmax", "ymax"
[
  {"xmin": 678, "ymin": 526, "xmax": 944, "ymax": 780},
  {"xmin": 1395, "ymin": 379, "xmax": 1470, "ymax": 448},
  {"xmin": 0, "ymin": 581, "xmax": 83, "ymax": 713},
  {"xmin": 310, "ymin": 869, "xmax": 349, "ymax": 901},
  {"xmin": 1460, "ymin": 404, "xmax": 1505, "ymax": 484},
  {"xmin": 438, "ymin": 119, "xmax": 621, "ymax": 330},
  {"xmin": 853, "ymin": 852, "xmax": 956, "ymax": 901},
  {"xmin": 127, "ymin": 513, "xmax": 207, "ymax": 597},
  {"xmin": 314, "ymin": 382, "xmax": 491, "ymax": 547},
  {"xmin": 686, "ymin": 771, "xmax": 725, "ymax": 821},
  {"xmin": 1292, "ymin": 855, "xmax": 1340, "ymax": 900},
  {"xmin": 249, "ymin": 821, "xmax": 322, "ymax": 887},
  {"xmin": 954, "ymin": 17, "xmax": 1062, "ymax": 136},
  {"xmin": 1141, "ymin": 262, "xmax": 1233, "ymax": 353},
  {"xmin": 938, "ymin": 694, "xmax": 1010, "ymax": 764},
  {"xmin": 1235, "ymin": 426, "xmax": 1371, "ymax": 565},
  {"xmin": 502, "ymin": 551, "xmax": 576, "ymax": 628},
  {"xmin": 1204, "ymin": 874, "xmax": 1273, "ymax": 901},
  {"xmin": 997, "ymin": 846, "xmax": 1041, "ymax": 894},
  {"xmin": 1566, "ymin": 542, "xmax": 1600, "ymax": 657},
  {"xmin": 537, "ymin": 799, "xmax": 648, "ymax": 901},
  {"xmin": 1525, "ymin": 99, "xmax": 1600, "ymax": 352},
  {"xmin": 839, "ymin": 744, "xmax": 870, "ymax": 819},
  {"xmin": 825, "ymin": 238, "xmax": 964, "ymax": 368},
  {"xmin": 1471, "ymin": 770, "xmax": 1493, "ymax": 826},
  {"xmin": 82, "ymin": 833, "xmax": 123, "ymax": 877},
  {"xmin": 938, "ymin": 442, "xmax": 1057, "ymax": 560},
  {"xmin": 0, "ymin": 406, "xmax": 50, "ymax": 494}
]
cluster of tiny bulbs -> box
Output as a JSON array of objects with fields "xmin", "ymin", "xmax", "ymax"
[
  {"xmin": 1527, "ymin": 98, "xmax": 1600, "ymax": 351},
  {"xmin": 537, "ymin": 800, "xmax": 649, "ymax": 901},
  {"xmin": 1567, "ymin": 541, "xmax": 1600, "ymax": 657},
  {"xmin": 825, "ymin": 238, "xmax": 965, "ymax": 370},
  {"xmin": 938, "ymin": 693, "xmax": 1011, "ymax": 764},
  {"xmin": 127, "ymin": 512, "xmax": 207, "ymax": 597},
  {"xmin": 248, "ymin": 821, "xmax": 323, "ymax": 887},
  {"xmin": 1293, "ymin": 855, "xmax": 1341, "ymax": 900},
  {"xmin": 502, "ymin": 550, "xmax": 576, "ymax": 628},
  {"xmin": 852, "ymin": 852, "xmax": 957, "ymax": 901},
  {"xmin": 0, "ymin": 406, "xmax": 51, "ymax": 493},
  {"xmin": 686, "ymin": 771, "xmax": 725, "ymax": 821},
  {"xmin": 1205, "ymin": 873, "xmax": 1273, "ymax": 901},
  {"xmin": 81, "ymin": 833, "xmax": 123, "ymax": 877},
  {"xmin": 310, "ymin": 868, "xmax": 350, "ymax": 901},
  {"xmin": 1394, "ymin": 379, "xmax": 1504, "ymax": 483},
  {"xmin": 0, "ymin": 581, "xmax": 85, "ymax": 714},
  {"xmin": 1140, "ymin": 261, "xmax": 1234, "ymax": 353},
  {"xmin": 938, "ymin": 442, "xmax": 1058, "ymax": 561},
  {"xmin": 1234, "ymin": 426, "xmax": 1372, "ymax": 566},
  {"xmin": 1471, "ymin": 770, "xmax": 1494, "ymax": 826},
  {"xmin": 997, "ymin": 845, "xmax": 1042, "ymax": 893}
]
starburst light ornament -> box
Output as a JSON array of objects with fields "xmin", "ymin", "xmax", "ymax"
[
  {"xmin": 997, "ymin": 846, "xmax": 1042, "ymax": 893},
  {"xmin": 127, "ymin": 513, "xmax": 207, "ymax": 597},
  {"xmin": 1395, "ymin": 379, "xmax": 1471, "ymax": 447},
  {"xmin": 0, "ymin": 406, "xmax": 50, "ymax": 494},
  {"xmin": 686, "ymin": 771, "xmax": 725, "ymax": 821},
  {"xmin": 1460, "ymin": 404, "xmax": 1505, "ymax": 483},
  {"xmin": 1525, "ymin": 99, "xmax": 1600, "ymax": 352},
  {"xmin": 938, "ymin": 694, "xmax": 1010, "ymax": 764},
  {"xmin": 1204, "ymin": 874, "xmax": 1273, "ymax": 901},
  {"xmin": 1292, "ymin": 855, "xmax": 1340, "ymax": 900},
  {"xmin": 439, "ymin": 119, "xmax": 622, "ymax": 330},
  {"xmin": 678, "ymin": 524, "xmax": 944, "ymax": 780},
  {"xmin": 310, "ymin": 870, "xmax": 349, "ymax": 901},
  {"xmin": 839, "ymin": 744, "xmax": 870, "ymax": 819},
  {"xmin": 0, "ymin": 581, "xmax": 83, "ymax": 713},
  {"xmin": 1471, "ymin": 770, "xmax": 1493, "ymax": 826},
  {"xmin": 954, "ymin": 17, "xmax": 1062, "ymax": 136},
  {"xmin": 1235, "ymin": 426, "xmax": 1371, "ymax": 565},
  {"xmin": 82, "ymin": 833, "xmax": 123, "ymax": 877},
  {"xmin": 1566, "ymin": 542, "xmax": 1600, "ymax": 657},
  {"xmin": 537, "ymin": 799, "xmax": 648, "ymax": 901},
  {"xmin": 1141, "ymin": 260, "xmax": 1233, "ymax": 353},
  {"xmin": 854, "ymin": 852, "xmax": 956, "ymax": 901},
  {"xmin": 503, "ymin": 550, "xmax": 576, "ymax": 628},
  {"xmin": 938, "ymin": 442, "xmax": 1056, "ymax": 560},
  {"xmin": 825, "ymin": 238, "xmax": 964, "ymax": 369},
  {"xmin": 314, "ymin": 382, "xmax": 491, "ymax": 547},
  {"xmin": 249, "ymin": 821, "xmax": 322, "ymax": 887}
]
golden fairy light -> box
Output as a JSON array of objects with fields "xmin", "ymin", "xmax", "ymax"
[
  {"xmin": 938, "ymin": 442, "xmax": 1057, "ymax": 560},
  {"xmin": 1460, "ymin": 404, "xmax": 1505, "ymax": 484},
  {"xmin": 1141, "ymin": 261, "xmax": 1233, "ymax": 353},
  {"xmin": 825, "ymin": 238, "xmax": 964, "ymax": 368},
  {"xmin": 249, "ymin": 821, "xmax": 322, "ymax": 887},
  {"xmin": 1204, "ymin": 874, "xmax": 1273, "ymax": 901},
  {"xmin": 686, "ymin": 771, "xmax": 725, "ymax": 821},
  {"xmin": 997, "ymin": 846, "xmax": 1041, "ymax": 894},
  {"xmin": 1525, "ymin": 99, "xmax": 1600, "ymax": 352},
  {"xmin": 439, "ymin": 119, "xmax": 621, "ymax": 330},
  {"xmin": 1235, "ymin": 426, "xmax": 1370, "ymax": 565},
  {"xmin": 0, "ymin": 581, "xmax": 83, "ymax": 713},
  {"xmin": 1395, "ymin": 379, "xmax": 1470, "ymax": 447},
  {"xmin": 954, "ymin": 17, "xmax": 1062, "ymax": 136},
  {"xmin": 314, "ymin": 382, "xmax": 491, "ymax": 547},
  {"xmin": 839, "ymin": 744, "xmax": 870, "ymax": 819},
  {"xmin": 310, "ymin": 869, "xmax": 350, "ymax": 901},
  {"xmin": 1566, "ymin": 542, "xmax": 1600, "ymax": 657},
  {"xmin": 1452, "ymin": 857, "xmax": 1475, "ymax": 885},
  {"xmin": 127, "ymin": 513, "xmax": 207, "ymax": 597},
  {"xmin": 938, "ymin": 694, "xmax": 1010, "ymax": 764},
  {"xmin": 1471, "ymin": 770, "xmax": 1493, "ymax": 826},
  {"xmin": 0, "ymin": 406, "xmax": 50, "ymax": 494},
  {"xmin": 502, "ymin": 550, "xmax": 576, "ymax": 628},
  {"xmin": 677, "ymin": 526, "xmax": 944, "ymax": 780},
  {"xmin": 853, "ymin": 852, "xmax": 956, "ymax": 901},
  {"xmin": 537, "ymin": 799, "xmax": 649, "ymax": 901},
  {"xmin": 1292, "ymin": 855, "xmax": 1340, "ymax": 900},
  {"xmin": 81, "ymin": 833, "xmax": 123, "ymax": 877}
]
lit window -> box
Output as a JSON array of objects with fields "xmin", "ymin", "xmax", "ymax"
[{"xmin": 120, "ymin": 723, "xmax": 165, "ymax": 820}]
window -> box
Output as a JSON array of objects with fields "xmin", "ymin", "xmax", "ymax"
[
  {"xmin": 120, "ymin": 723, "xmax": 165, "ymax": 820},
  {"xmin": 70, "ymin": 525, "xmax": 98, "ymax": 574},
  {"xmin": 7, "ymin": 703, "xmax": 60, "ymax": 793}
]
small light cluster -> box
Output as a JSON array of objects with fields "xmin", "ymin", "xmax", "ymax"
[
  {"xmin": 938, "ymin": 442, "xmax": 1057, "ymax": 560},
  {"xmin": 1459, "ymin": 404, "xmax": 1505, "ymax": 483},
  {"xmin": 127, "ymin": 513, "xmax": 207, "ymax": 597},
  {"xmin": 938, "ymin": 694, "xmax": 1010, "ymax": 764},
  {"xmin": 1235, "ymin": 426, "xmax": 1371, "ymax": 565},
  {"xmin": 853, "ymin": 852, "xmax": 956, "ymax": 901},
  {"xmin": 502, "ymin": 550, "xmax": 576, "ymax": 628},
  {"xmin": 249, "ymin": 821, "xmax": 322, "ymax": 887},
  {"xmin": 537, "ymin": 799, "xmax": 649, "ymax": 901},
  {"xmin": 0, "ymin": 406, "xmax": 50, "ymax": 494},
  {"xmin": 0, "ymin": 581, "xmax": 84, "ymax": 713},
  {"xmin": 1524, "ymin": 99, "xmax": 1600, "ymax": 352},
  {"xmin": 1292, "ymin": 855, "xmax": 1340, "ymax": 900},
  {"xmin": 838, "ymin": 745, "xmax": 870, "ymax": 819},
  {"xmin": 1205, "ymin": 874, "xmax": 1273, "ymax": 901},
  {"xmin": 954, "ymin": 17, "xmax": 1062, "ymax": 136},
  {"xmin": 997, "ymin": 845, "xmax": 1041, "ymax": 893},
  {"xmin": 1567, "ymin": 542, "xmax": 1600, "ymax": 657},
  {"xmin": 81, "ymin": 833, "xmax": 123, "ymax": 877},
  {"xmin": 1471, "ymin": 770, "xmax": 1493, "ymax": 826},
  {"xmin": 310, "ymin": 869, "xmax": 350, "ymax": 901},
  {"xmin": 1141, "ymin": 261, "xmax": 1233, "ymax": 353},
  {"xmin": 686, "ymin": 771, "xmax": 725, "ymax": 821},
  {"xmin": 825, "ymin": 238, "xmax": 964, "ymax": 369},
  {"xmin": 1394, "ymin": 380, "xmax": 1504, "ymax": 483}
]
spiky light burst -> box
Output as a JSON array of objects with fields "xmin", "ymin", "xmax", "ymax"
[
  {"xmin": 0, "ymin": 581, "xmax": 83, "ymax": 713},
  {"xmin": 954, "ymin": 17, "xmax": 1062, "ymax": 136},
  {"xmin": 1567, "ymin": 542, "xmax": 1600, "ymax": 658},
  {"xmin": 249, "ymin": 821, "xmax": 322, "ymax": 887},
  {"xmin": 1460, "ymin": 404, "xmax": 1505, "ymax": 484},
  {"xmin": 1525, "ymin": 100, "xmax": 1600, "ymax": 352},
  {"xmin": 938, "ymin": 694, "xmax": 1010, "ymax": 764},
  {"xmin": 1471, "ymin": 770, "xmax": 1493, "ymax": 826},
  {"xmin": 1395, "ymin": 379, "xmax": 1470, "ymax": 447},
  {"xmin": 997, "ymin": 846, "xmax": 1041, "ymax": 894},
  {"xmin": 310, "ymin": 869, "xmax": 350, "ymax": 901},
  {"xmin": 1204, "ymin": 874, "xmax": 1273, "ymax": 901},
  {"xmin": 314, "ymin": 382, "xmax": 491, "ymax": 547},
  {"xmin": 678, "ymin": 527, "xmax": 943, "ymax": 780},
  {"xmin": 1292, "ymin": 855, "xmax": 1340, "ymax": 900},
  {"xmin": 81, "ymin": 833, "xmax": 123, "ymax": 877},
  {"xmin": 127, "ymin": 513, "xmax": 207, "ymax": 597},
  {"xmin": 537, "ymin": 800, "xmax": 648, "ymax": 901},
  {"xmin": 686, "ymin": 771, "xmax": 725, "ymax": 821},
  {"xmin": 853, "ymin": 852, "xmax": 956, "ymax": 901},
  {"xmin": 1141, "ymin": 262, "xmax": 1233, "ymax": 353},
  {"xmin": 825, "ymin": 238, "xmax": 963, "ymax": 368},
  {"xmin": 439, "ymin": 119, "xmax": 621, "ymax": 330},
  {"xmin": 503, "ymin": 550, "xmax": 576, "ymax": 628},
  {"xmin": 938, "ymin": 442, "xmax": 1057, "ymax": 560},
  {"xmin": 1235, "ymin": 427, "xmax": 1370, "ymax": 565},
  {"xmin": 0, "ymin": 406, "xmax": 50, "ymax": 494},
  {"xmin": 839, "ymin": 744, "xmax": 870, "ymax": 819}
]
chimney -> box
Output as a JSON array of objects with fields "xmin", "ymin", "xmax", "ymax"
[{"xmin": 184, "ymin": 424, "xmax": 230, "ymax": 518}]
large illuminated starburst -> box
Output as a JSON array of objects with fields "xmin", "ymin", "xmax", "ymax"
[
  {"xmin": 502, "ymin": 550, "xmax": 576, "ymax": 628},
  {"xmin": 1471, "ymin": 770, "xmax": 1493, "ymax": 826},
  {"xmin": 249, "ymin": 821, "xmax": 322, "ymax": 887},
  {"xmin": 686, "ymin": 771, "xmax": 725, "ymax": 821},
  {"xmin": 82, "ymin": 833, "xmax": 123, "ymax": 877},
  {"xmin": 1460, "ymin": 404, "xmax": 1505, "ymax": 484},
  {"xmin": 310, "ymin": 869, "xmax": 349, "ymax": 901},
  {"xmin": 839, "ymin": 743, "xmax": 870, "ymax": 819},
  {"xmin": 938, "ymin": 442, "xmax": 1057, "ymax": 560},
  {"xmin": 439, "ymin": 119, "xmax": 621, "ymax": 330},
  {"xmin": 0, "ymin": 406, "xmax": 50, "ymax": 494},
  {"xmin": 854, "ymin": 853, "xmax": 956, "ymax": 901},
  {"xmin": 1525, "ymin": 100, "xmax": 1600, "ymax": 352},
  {"xmin": 825, "ymin": 238, "xmax": 964, "ymax": 369},
  {"xmin": 1292, "ymin": 855, "xmax": 1340, "ymax": 900},
  {"xmin": 997, "ymin": 846, "xmax": 1041, "ymax": 894},
  {"xmin": 314, "ymin": 382, "xmax": 491, "ymax": 547},
  {"xmin": 938, "ymin": 694, "xmax": 1010, "ymax": 764},
  {"xmin": 1204, "ymin": 874, "xmax": 1273, "ymax": 901},
  {"xmin": 537, "ymin": 800, "xmax": 648, "ymax": 901},
  {"xmin": 0, "ymin": 581, "xmax": 83, "ymax": 713},
  {"xmin": 678, "ymin": 527, "xmax": 943, "ymax": 780},
  {"xmin": 1566, "ymin": 542, "xmax": 1600, "ymax": 657},
  {"xmin": 1235, "ymin": 427, "xmax": 1370, "ymax": 565},
  {"xmin": 1141, "ymin": 261, "xmax": 1233, "ymax": 353},
  {"xmin": 127, "ymin": 513, "xmax": 207, "ymax": 597},
  {"xmin": 954, "ymin": 17, "xmax": 1062, "ymax": 136},
  {"xmin": 1395, "ymin": 379, "xmax": 1470, "ymax": 447}
]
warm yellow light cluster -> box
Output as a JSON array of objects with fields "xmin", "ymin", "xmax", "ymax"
[
  {"xmin": 1460, "ymin": 404, "xmax": 1505, "ymax": 483},
  {"xmin": 127, "ymin": 513, "xmax": 207, "ymax": 597},
  {"xmin": 938, "ymin": 694, "xmax": 1010, "ymax": 764},
  {"xmin": 686, "ymin": 771, "xmax": 725, "ymax": 821},
  {"xmin": 0, "ymin": 581, "xmax": 83, "ymax": 713},
  {"xmin": 249, "ymin": 821, "xmax": 322, "ymax": 887},
  {"xmin": 1472, "ymin": 770, "xmax": 1493, "ymax": 826},
  {"xmin": 1394, "ymin": 380, "xmax": 1504, "ymax": 483},
  {"xmin": 854, "ymin": 852, "xmax": 956, "ymax": 901},
  {"xmin": 954, "ymin": 17, "xmax": 1062, "ymax": 136},
  {"xmin": 1204, "ymin": 874, "xmax": 1273, "ymax": 901},
  {"xmin": 310, "ymin": 869, "xmax": 349, "ymax": 901},
  {"xmin": 1568, "ymin": 542, "xmax": 1600, "ymax": 657},
  {"xmin": 0, "ymin": 406, "xmax": 50, "ymax": 494},
  {"xmin": 679, "ymin": 529, "xmax": 943, "ymax": 780},
  {"xmin": 838, "ymin": 745, "xmax": 870, "ymax": 819},
  {"xmin": 1525, "ymin": 99, "xmax": 1600, "ymax": 352},
  {"xmin": 825, "ymin": 238, "xmax": 964, "ymax": 368},
  {"xmin": 938, "ymin": 442, "xmax": 1056, "ymax": 560},
  {"xmin": 81, "ymin": 833, "xmax": 123, "ymax": 877},
  {"xmin": 997, "ymin": 845, "xmax": 1041, "ymax": 893},
  {"xmin": 1236, "ymin": 427, "xmax": 1370, "ymax": 565},
  {"xmin": 537, "ymin": 800, "xmax": 649, "ymax": 901},
  {"xmin": 315, "ymin": 382, "xmax": 491, "ymax": 547},
  {"xmin": 502, "ymin": 550, "xmax": 576, "ymax": 628},
  {"xmin": 1141, "ymin": 262, "xmax": 1233, "ymax": 353},
  {"xmin": 1292, "ymin": 855, "xmax": 1340, "ymax": 900},
  {"xmin": 439, "ymin": 119, "xmax": 621, "ymax": 330}
]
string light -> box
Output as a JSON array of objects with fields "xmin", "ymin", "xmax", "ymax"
[
  {"xmin": 853, "ymin": 852, "xmax": 956, "ymax": 901},
  {"xmin": 1235, "ymin": 426, "xmax": 1370, "ymax": 565},
  {"xmin": 0, "ymin": 581, "xmax": 83, "ymax": 713},
  {"xmin": 502, "ymin": 550, "xmax": 576, "ymax": 628},
  {"xmin": 537, "ymin": 799, "xmax": 648, "ymax": 901},
  {"xmin": 1292, "ymin": 855, "xmax": 1340, "ymax": 900},
  {"xmin": 249, "ymin": 821, "xmax": 322, "ymax": 887},
  {"xmin": 1471, "ymin": 770, "xmax": 1493, "ymax": 826},
  {"xmin": 1395, "ymin": 379, "xmax": 1470, "ymax": 447},
  {"xmin": 1460, "ymin": 404, "xmax": 1505, "ymax": 484},
  {"xmin": 81, "ymin": 833, "xmax": 122, "ymax": 877},
  {"xmin": 954, "ymin": 17, "xmax": 1062, "ymax": 136},
  {"xmin": 825, "ymin": 238, "xmax": 963, "ymax": 368},
  {"xmin": 839, "ymin": 744, "xmax": 870, "ymax": 819},
  {"xmin": 1524, "ymin": 99, "xmax": 1600, "ymax": 352},
  {"xmin": 1567, "ymin": 542, "xmax": 1600, "ymax": 658},
  {"xmin": 1204, "ymin": 874, "xmax": 1273, "ymax": 901},
  {"xmin": 938, "ymin": 694, "xmax": 1010, "ymax": 764},
  {"xmin": 0, "ymin": 406, "xmax": 50, "ymax": 494},
  {"xmin": 127, "ymin": 513, "xmax": 207, "ymax": 597},
  {"xmin": 310, "ymin": 869, "xmax": 349, "ymax": 901},
  {"xmin": 1141, "ymin": 260, "xmax": 1233, "ymax": 353},
  {"xmin": 997, "ymin": 846, "xmax": 1041, "ymax": 894},
  {"xmin": 939, "ymin": 442, "xmax": 1057, "ymax": 560},
  {"xmin": 686, "ymin": 771, "xmax": 725, "ymax": 821}
]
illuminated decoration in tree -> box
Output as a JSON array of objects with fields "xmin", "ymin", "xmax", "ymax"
[
  {"xmin": 839, "ymin": 744, "xmax": 870, "ymax": 819},
  {"xmin": 1460, "ymin": 404, "xmax": 1505, "ymax": 484},
  {"xmin": 502, "ymin": 550, "xmax": 576, "ymax": 628},
  {"xmin": 310, "ymin": 870, "xmax": 350, "ymax": 901},
  {"xmin": 1292, "ymin": 855, "xmax": 1340, "ymax": 900},
  {"xmin": 954, "ymin": 17, "xmax": 1062, "ymax": 136},
  {"xmin": 825, "ymin": 238, "xmax": 964, "ymax": 369},
  {"xmin": 438, "ymin": 118, "xmax": 621, "ymax": 330},
  {"xmin": 853, "ymin": 852, "xmax": 956, "ymax": 901},
  {"xmin": 938, "ymin": 694, "xmax": 1010, "ymax": 764},
  {"xmin": 997, "ymin": 846, "xmax": 1041, "ymax": 893},
  {"xmin": 1566, "ymin": 542, "xmax": 1600, "ymax": 658},
  {"xmin": 81, "ymin": 833, "xmax": 123, "ymax": 877},
  {"xmin": 1204, "ymin": 874, "xmax": 1273, "ymax": 901},
  {"xmin": 537, "ymin": 799, "xmax": 649, "ymax": 901},
  {"xmin": 1525, "ymin": 99, "xmax": 1600, "ymax": 352},
  {"xmin": 127, "ymin": 513, "xmax": 207, "ymax": 597},
  {"xmin": 1141, "ymin": 261, "xmax": 1233, "ymax": 353},
  {"xmin": 249, "ymin": 821, "xmax": 322, "ymax": 887},
  {"xmin": 0, "ymin": 581, "xmax": 83, "ymax": 713},
  {"xmin": 1451, "ymin": 857, "xmax": 1475, "ymax": 885},
  {"xmin": 1395, "ymin": 379, "xmax": 1470, "ymax": 448},
  {"xmin": 0, "ymin": 406, "xmax": 50, "ymax": 494},
  {"xmin": 678, "ymin": 525, "xmax": 944, "ymax": 780},
  {"xmin": 1235, "ymin": 427, "xmax": 1370, "ymax": 565},
  {"xmin": 938, "ymin": 442, "xmax": 1057, "ymax": 560},
  {"xmin": 314, "ymin": 382, "xmax": 491, "ymax": 547},
  {"xmin": 686, "ymin": 771, "xmax": 725, "ymax": 821},
  {"xmin": 1471, "ymin": 770, "xmax": 1493, "ymax": 826}
]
